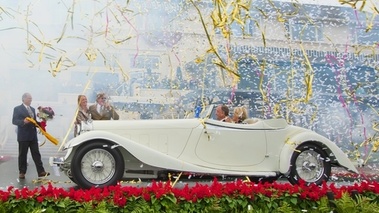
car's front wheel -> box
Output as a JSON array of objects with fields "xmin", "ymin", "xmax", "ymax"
[
  {"xmin": 71, "ymin": 141, "xmax": 125, "ymax": 189},
  {"xmin": 287, "ymin": 144, "xmax": 331, "ymax": 185}
]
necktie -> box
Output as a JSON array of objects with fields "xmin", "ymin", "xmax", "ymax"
[
  {"xmin": 100, "ymin": 106, "xmax": 105, "ymax": 115},
  {"xmin": 27, "ymin": 106, "xmax": 34, "ymax": 118}
]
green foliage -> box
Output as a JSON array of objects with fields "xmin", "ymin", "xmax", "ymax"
[
  {"xmin": 0, "ymin": 203, "xmax": 6, "ymax": 213},
  {"xmin": 314, "ymin": 196, "xmax": 334, "ymax": 213},
  {"xmin": 123, "ymin": 197, "xmax": 151, "ymax": 213},
  {"xmin": 1, "ymin": 193, "xmax": 379, "ymax": 213},
  {"xmin": 333, "ymin": 192, "xmax": 379, "ymax": 213}
]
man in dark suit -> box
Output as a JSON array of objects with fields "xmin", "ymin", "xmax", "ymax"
[{"xmin": 12, "ymin": 93, "xmax": 50, "ymax": 179}]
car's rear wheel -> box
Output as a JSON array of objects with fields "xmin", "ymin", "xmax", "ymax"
[
  {"xmin": 71, "ymin": 141, "xmax": 125, "ymax": 189},
  {"xmin": 287, "ymin": 144, "xmax": 331, "ymax": 185}
]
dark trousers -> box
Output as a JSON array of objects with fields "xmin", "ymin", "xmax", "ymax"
[{"xmin": 18, "ymin": 140, "xmax": 45, "ymax": 174}]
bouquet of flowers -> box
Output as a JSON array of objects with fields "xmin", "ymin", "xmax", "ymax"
[{"xmin": 37, "ymin": 106, "xmax": 55, "ymax": 131}]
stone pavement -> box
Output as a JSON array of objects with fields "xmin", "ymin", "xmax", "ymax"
[{"xmin": 0, "ymin": 155, "xmax": 74, "ymax": 190}]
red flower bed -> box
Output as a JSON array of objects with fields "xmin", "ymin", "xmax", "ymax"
[{"xmin": 1, "ymin": 179, "xmax": 379, "ymax": 212}]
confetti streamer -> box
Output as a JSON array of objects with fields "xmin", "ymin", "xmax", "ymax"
[{"xmin": 0, "ymin": 0, "xmax": 378, "ymax": 166}]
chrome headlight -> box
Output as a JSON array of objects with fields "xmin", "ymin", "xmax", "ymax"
[{"xmin": 49, "ymin": 156, "xmax": 64, "ymax": 166}]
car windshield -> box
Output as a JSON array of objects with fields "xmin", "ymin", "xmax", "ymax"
[{"xmin": 197, "ymin": 105, "xmax": 214, "ymax": 119}]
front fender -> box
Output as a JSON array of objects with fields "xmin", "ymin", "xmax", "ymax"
[
  {"xmin": 64, "ymin": 131, "xmax": 227, "ymax": 174},
  {"xmin": 66, "ymin": 131, "xmax": 178, "ymax": 166},
  {"xmin": 279, "ymin": 131, "xmax": 358, "ymax": 174}
]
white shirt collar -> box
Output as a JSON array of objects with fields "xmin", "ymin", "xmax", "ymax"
[{"xmin": 96, "ymin": 104, "xmax": 102, "ymax": 113}]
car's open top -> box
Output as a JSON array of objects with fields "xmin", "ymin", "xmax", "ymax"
[{"xmin": 204, "ymin": 118, "xmax": 288, "ymax": 130}]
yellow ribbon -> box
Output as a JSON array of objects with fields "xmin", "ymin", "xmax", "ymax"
[
  {"xmin": 171, "ymin": 172, "xmax": 183, "ymax": 187},
  {"xmin": 26, "ymin": 117, "xmax": 59, "ymax": 145},
  {"xmin": 59, "ymin": 69, "xmax": 96, "ymax": 151}
]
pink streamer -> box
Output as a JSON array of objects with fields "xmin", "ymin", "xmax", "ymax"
[
  {"xmin": 325, "ymin": 54, "xmax": 354, "ymax": 141},
  {"xmin": 171, "ymin": 50, "xmax": 181, "ymax": 65},
  {"xmin": 265, "ymin": 83, "xmax": 271, "ymax": 117},
  {"xmin": 354, "ymin": 10, "xmax": 363, "ymax": 28},
  {"xmin": 116, "ymin": 4, "xmax": 139, "ymax": 66},
  {"xmin": 325, "ymin": 42, "xmax": 368, "ymax": 157},
  {"xmin": 105, "ymin": 7, "xmax": 109, "ymax": 37},
  {"xmin": 229, "ymin": 86, "xmax": 235, "ymax": 105}
]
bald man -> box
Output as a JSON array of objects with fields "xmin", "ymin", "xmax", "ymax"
[{"xmin": 12, "ymin": 93, "xmax": 50, "ymax": 179}]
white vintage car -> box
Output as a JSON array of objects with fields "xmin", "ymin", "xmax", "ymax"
[{"xmin": 52, "ymin": 105, "xmax": 358, "ymax": 189}]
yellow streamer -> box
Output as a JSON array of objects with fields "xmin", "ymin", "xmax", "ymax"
[
  {"xmin": 58, "ymin": 70, "xmax": 96, "ymax": 151},
  {"xmin": 171, "ymin": 171, "xmax": 183, "ymax": 187},
  {"xmin": 26, "ymin": 117, "xmax": 59, "ymax": 145}
]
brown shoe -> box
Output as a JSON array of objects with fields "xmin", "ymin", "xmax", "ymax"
[
  {"xmin": 38, "ymin": 171, "xmax": 50, "ymax": 177},
  {"xmin": 19, "ymin": 173, "xmax": 25, "ymax": 179}
]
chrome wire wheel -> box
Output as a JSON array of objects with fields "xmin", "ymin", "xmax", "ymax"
[
  {"xmin": 295, "ymin": 150, "xmax": 324, "ymax": 183},
  {"xmin": 80, "ymin": 148, "xmax": 116, "ymax": 185},
  {"xmin": 71, "ymin": 141, "xmax": 124, "ymax": 189},
  {"xmin": 288, "ymin": 144, "xmax": 331, "ymax": 185}
]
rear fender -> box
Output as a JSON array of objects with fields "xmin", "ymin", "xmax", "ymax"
[{"xmin": 279, "ymin": 131, "xmax": 358, "ymax": 174}]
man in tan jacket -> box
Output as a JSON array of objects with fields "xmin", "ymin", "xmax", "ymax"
[{"xmin": 89, "ymin": 93, "xmax": 119, "ymax": 120}]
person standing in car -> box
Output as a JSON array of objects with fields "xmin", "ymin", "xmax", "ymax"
[
  {"xmin": 89, "ymin": 92, "xmax": 119, "ymax": 120},
  {"xmin": 74, "ymin": 95, "xmax": 91, "ymax": 136}
]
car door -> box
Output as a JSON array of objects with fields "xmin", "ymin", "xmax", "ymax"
[{"xmin": 194, "ymin": 119, "xmax": 267, "ymax": 170}]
